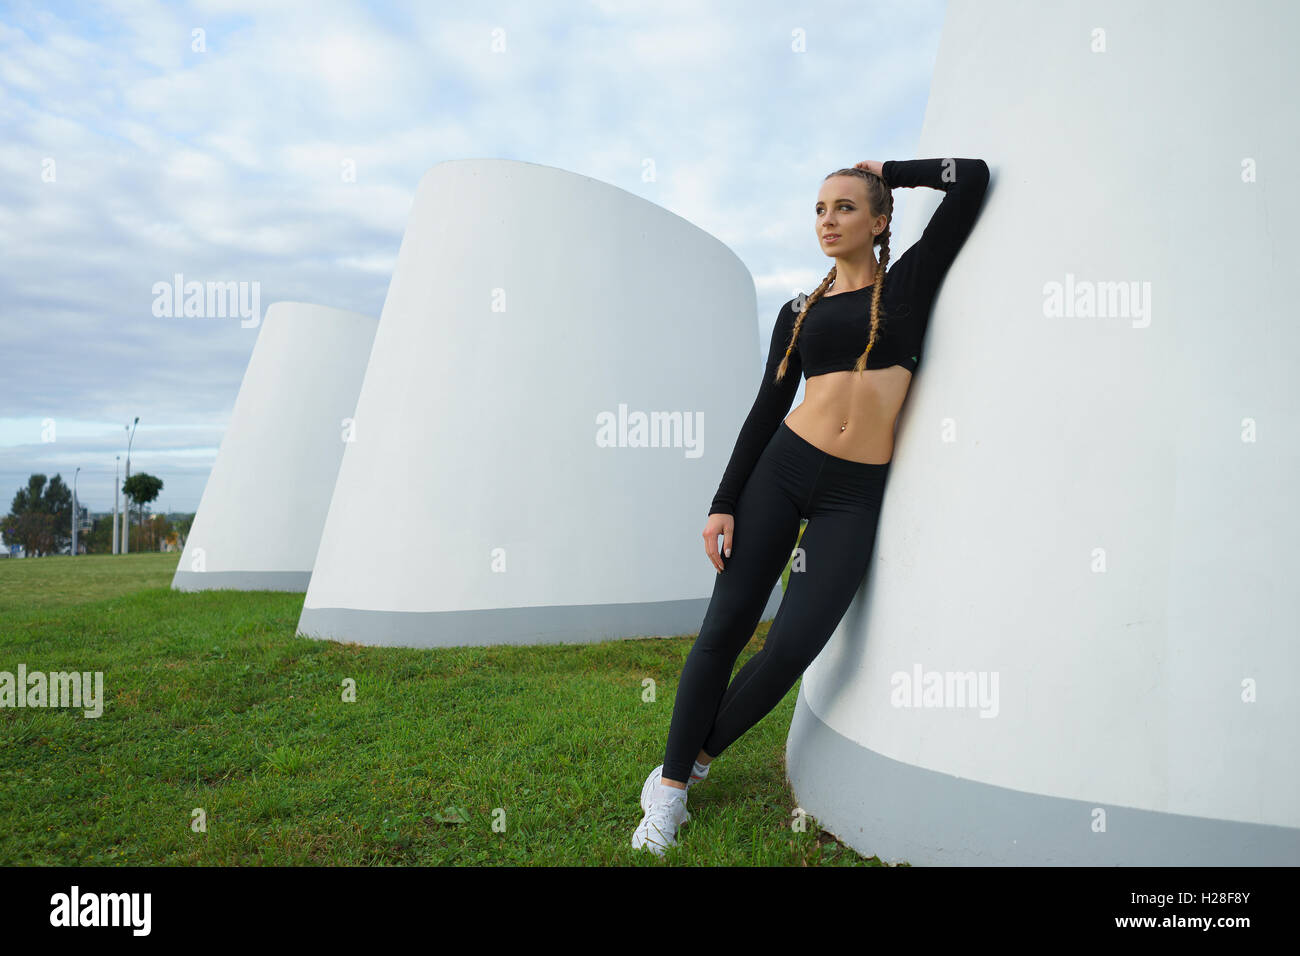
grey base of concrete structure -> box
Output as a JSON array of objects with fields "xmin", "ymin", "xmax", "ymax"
[
  {"xmin": 172, "ymin": 570, "xmax": 312, "ymax": 592},
  {"xmin": 297, "ymin": 582, "xmax": 783, "ymax": 648},
  {"xmin": 786, "ymin": 683, "xmax": 1300, "ymax": 866}
]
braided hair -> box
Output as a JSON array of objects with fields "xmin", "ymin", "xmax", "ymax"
[{"xmin": 775, "ymin": 167, "xmax": 894, "ymax": 381}]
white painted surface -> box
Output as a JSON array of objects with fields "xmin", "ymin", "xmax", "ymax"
[
  {"xmin": 801, "ymin": 0, "xmax": 1300, "ymax": 828},
  {"xmin": 303, "ymin": 159, "xmax": 777, "ymax": 632},
  {"xmin": 174, "ymin": 302, "xmax": 376, "ymax": 584}
]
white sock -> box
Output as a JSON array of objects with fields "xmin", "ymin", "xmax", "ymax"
[
  {"xmin": 656, "ymin": 781, "xmax": 687, "ymax": 803},
  {"xmin": 692, "ymin": 760, "xmax": 710, "ymax": 779}
]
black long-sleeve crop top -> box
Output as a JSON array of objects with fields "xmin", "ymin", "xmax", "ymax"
[{"xmin": 709, "ymin": 157, "xmax": 989, "ymax": 517}]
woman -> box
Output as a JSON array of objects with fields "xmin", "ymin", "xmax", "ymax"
[{"xmin": 632, "ymin": 156, "xmax": 991, "ymax": 856}]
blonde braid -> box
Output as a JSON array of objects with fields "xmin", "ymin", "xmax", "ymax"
[
  {"xmin": 775, "ymin": 266, "xmax": 835, "ymax": 382},
  {"xmin": 853, "ymin": 224, "xmax": 891, "ymax": 372}
]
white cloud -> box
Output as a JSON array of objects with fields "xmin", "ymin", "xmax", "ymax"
[{"xmin": 0, "ymin": 0, "xmax": 946, "ymax": 510}]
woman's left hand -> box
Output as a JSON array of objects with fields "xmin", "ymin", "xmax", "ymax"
[{"xmin": 854, "ymin": 160, "xmax": 884, "ymax": 177}]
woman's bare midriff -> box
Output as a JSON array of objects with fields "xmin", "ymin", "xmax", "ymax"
[{"xmin": 782, "ymin": 366, "xmax": 913, "ymax": 463}]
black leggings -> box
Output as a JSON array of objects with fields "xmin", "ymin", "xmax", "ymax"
[{"xmin": 662, "ymin": 420, "xmax": 891, "ymax": 785}]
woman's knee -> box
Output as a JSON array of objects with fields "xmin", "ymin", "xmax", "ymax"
[
  {"xmin": 694, "ymin": 607, "xmax": 760, "ymax": 659},
  {"xmin": 760, "ymin": 574, "xmax": 856, "ymax": 671},
  {"xmin": 757, "ymin": 629, "xmax": 824, "ymax": 676}
]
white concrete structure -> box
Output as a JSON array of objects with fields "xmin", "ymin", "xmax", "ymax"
[
  {"xmin": 786, "ymin": 0, "xmax": 1300, "ymax": 865},
  {"xmin": 298, "ymin": 159, "xmax": 781, "ymax": 647},
  {"xmin": 172, "ymin": 302, "xmax": 377, "ymax": 591}
]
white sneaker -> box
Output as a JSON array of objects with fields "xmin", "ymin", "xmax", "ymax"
[
  {"xmin": 631, "ymin": 790, "xmax": 690, "ymax": 856},
  {"xmin": 639, "ymin": 763, "xmax": 706, "ymax": 815}
]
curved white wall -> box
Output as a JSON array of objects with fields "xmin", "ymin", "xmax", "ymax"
[
  {"xmin": 298, "ymin": 159, "xmax": 781, "ymax": 647},
  {"xmin": 787, "ymin": 0, "xmax": 1300, "ymax": 864},
  {"xmin": 173, "ymin": 302, "xmax": 377, "ymax": 591}
]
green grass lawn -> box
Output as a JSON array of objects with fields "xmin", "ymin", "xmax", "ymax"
[{"xmin": 0, "ymin": 549, "xmax": 891, "ymax": 866}]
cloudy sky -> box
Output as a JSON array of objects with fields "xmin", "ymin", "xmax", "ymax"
[{"xmin": 0, "ymin": 0, "xmax": 947, "ymax": 513}]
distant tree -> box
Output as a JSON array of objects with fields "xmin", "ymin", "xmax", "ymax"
[
  {"xmin": 1, "ymin": 512, "xmax": 56, "ymax": 556},
  {"xmin": 141, "ymin": 513, "xmax": 173, "ymax": 551},
  {"xmin": 176, "ymin": 512, "xmax": 195, "ymax": 543},
  {"xmin": 86, "ymin": 515, "xmax": 116, "ymax": 554},
  {"xmin": 2, "ymin": 474, "xmax": 72, "ymax": 556},
  {"xmin": 122, "ymin": 473, "xmax": 163, "ymax": 548}
]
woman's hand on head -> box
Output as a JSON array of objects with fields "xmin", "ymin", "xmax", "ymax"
[
  {"xmin": 703, "ymin": 513, "xmax": 734, "ymax": 573},
  {"xmin": 854, "ymin": 160, "xmax": 884, "ymax": 178}
]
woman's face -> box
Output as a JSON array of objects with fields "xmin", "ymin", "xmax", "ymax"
[{"xmin": 815, "ymin": 176, "xmax": 877, "ymax": 256}]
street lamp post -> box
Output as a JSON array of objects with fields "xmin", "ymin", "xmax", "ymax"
[
  {"xmin": 112, "ymin": 455, "xmax": 119, "ymax": 554},
  {"xmin": 121, "ymin": 417, "xmax": 138, "ymax": 555},
  {"xmin": 72, "ymin": 466, "xmax": 80, "ymax": 557}
]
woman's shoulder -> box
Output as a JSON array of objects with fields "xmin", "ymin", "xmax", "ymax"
[{"xmin": 881, "ymin": 250, "xmax": 932, "ymax": 309}]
